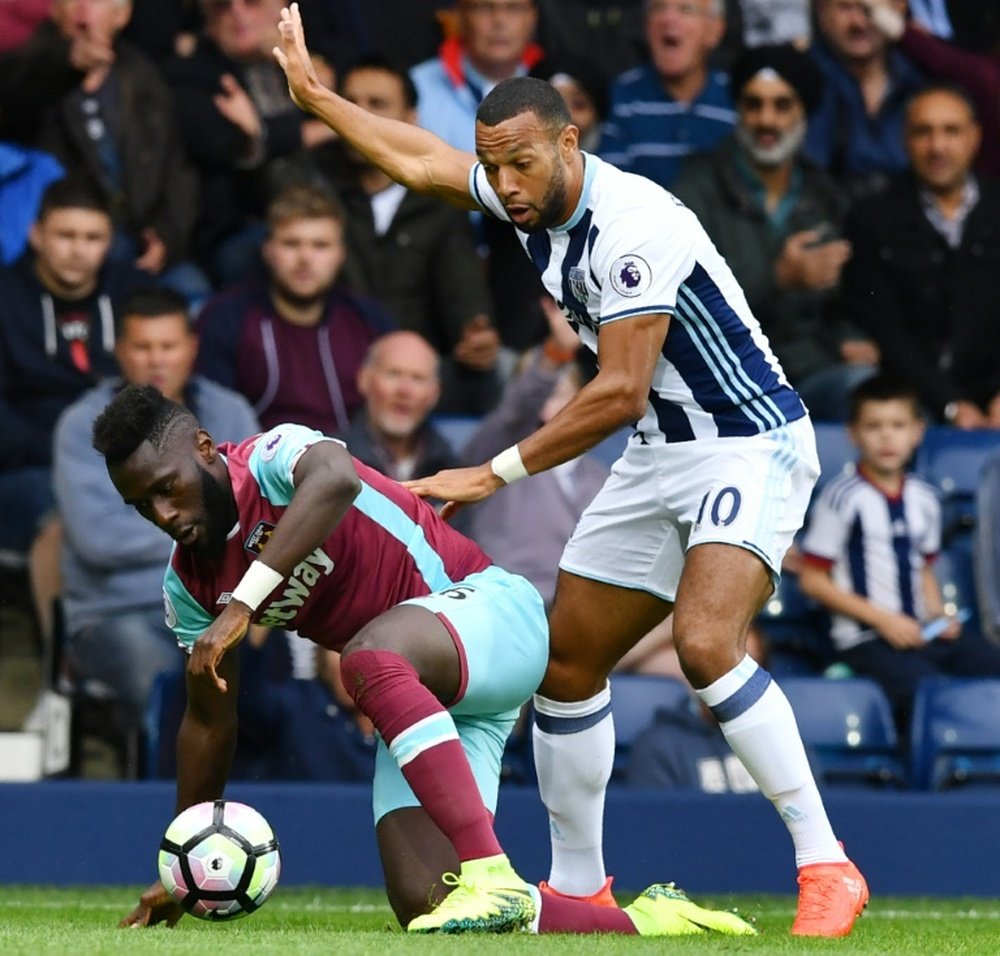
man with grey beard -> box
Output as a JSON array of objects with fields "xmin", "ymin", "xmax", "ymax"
[{"xmin": 673, "ymin": 44, "xmax": 878, "ymax": 421}]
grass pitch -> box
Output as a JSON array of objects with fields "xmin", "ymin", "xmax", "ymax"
[{"xmin": 0, "ymin": 886, "xmax": 996, "ymax": 954}]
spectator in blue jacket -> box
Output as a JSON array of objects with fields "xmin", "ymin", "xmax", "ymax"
[{"xmin": 410, "ymin": 0, "xmax": 543, "ymax": 153}]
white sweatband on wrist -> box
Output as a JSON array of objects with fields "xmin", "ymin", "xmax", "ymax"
[
  {"xmin": 230, "ymin": 561, "xmax": 284, "ymax": 612},
  {"xmin": 490, "ymin": 445, "xmax": 529, "ymax": 485}
]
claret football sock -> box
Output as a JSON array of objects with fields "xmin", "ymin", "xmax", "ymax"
[{"xmin": 341, "ymin": 648, "xmax": 501, "ymax": 861}]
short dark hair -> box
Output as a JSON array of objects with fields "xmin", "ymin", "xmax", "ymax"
[
  {"xmin": 477, "ymin": 76, "xmax": 571, "ymax": 136},
  {"xmin": 38, "ymin": 176, "xmax": 111, "ymax": 222},
  {"xmin": 93, "ymin": 383, "xmax": 197, "ymax": 465},
  {"xmin": 906, "ymin": 82, "xmax": 980, "ymax": 124},
  {"xmin": 116, "ymin": 287, "xmax": 192, "ymax": 335},
  {"xmin": 339, "ymin": 54, "xmax": 419, "ymax": 110},
  {"xmin": 848, "ymin": 374, "xmax": 922, "ymax": 423}
]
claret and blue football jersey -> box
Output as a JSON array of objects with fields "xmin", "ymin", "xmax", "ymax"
[{"xmin": 162, "ymin": 424, "xmax": 491, "ymax": 651}]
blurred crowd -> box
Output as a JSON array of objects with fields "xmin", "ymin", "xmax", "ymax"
[{"xmin": 2, "ymin": 0, "xmax": 1000, "ymax": 783}]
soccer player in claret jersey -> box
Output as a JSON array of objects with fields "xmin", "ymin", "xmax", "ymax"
[
  {"xmin": 98, "ymin": 384, "xmax": 753, "ymax": 937},
  {"xmin": 274, "ymin": 2, "xmax": 867, "ymax": 938}
]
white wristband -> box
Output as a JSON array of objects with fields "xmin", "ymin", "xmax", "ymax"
[
  {"xmin": 231, "ymin": 561, "xmax": 284, "ymax": 612},
  {"xmin": 490, "ymin": 445, "xmax": 529, "ymax": 485}
]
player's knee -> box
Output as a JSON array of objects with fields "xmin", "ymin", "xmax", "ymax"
[
  {"xmin": 538, "ymin": 656, "xmax": 605, "ymax": 701},
  {"xmin": 342, "ymin": 620, "xmax": 393, "ymax": 657},
  {"xmin": 672, "ymin": 627, "xmax": 742, "ymax": 688}
]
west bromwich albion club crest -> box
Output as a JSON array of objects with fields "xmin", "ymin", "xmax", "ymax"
[
  {"xmin": 244, "ymin": 520, "xmax": 276, "ymax": 554},
  {"xmin": 568, "ymin": 266, "xmax": 589, "ymax": 304}
]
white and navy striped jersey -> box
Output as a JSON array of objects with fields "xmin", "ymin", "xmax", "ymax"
[
  {"xmin": 468, "ymin": 152, "xmax": 805, "ymax": 442},
  {"xmin": 801, "ymin": 467, "xmax": 942, "ymax": 651}
]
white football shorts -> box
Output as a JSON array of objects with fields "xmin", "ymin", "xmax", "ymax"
[{"xmin": 560, "ymin": 416, "xmax": 819, "ymax": 602}]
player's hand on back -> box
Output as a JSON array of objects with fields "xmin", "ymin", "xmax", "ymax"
[
  {"xmin": 119, "ymin": 879, "xmax": 183, "ymax": 929},
  {"xmin": 189, "ymin": 602, "xmax": 253, "ymax": 693},
  {"xmin": 403, "ymin": 464, "xmax": 506, "ymax": 520}
]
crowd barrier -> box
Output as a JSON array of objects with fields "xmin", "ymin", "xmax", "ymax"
[{"xmin": 1, "ymin": 781, "xmax": 997, "ymax": 897}]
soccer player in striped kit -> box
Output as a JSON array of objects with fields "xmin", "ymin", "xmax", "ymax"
[{"xmin": 275, "ymin": 3, "xmax": 866, "ymax": 936}]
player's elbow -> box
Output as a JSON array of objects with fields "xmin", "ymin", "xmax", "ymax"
[
  {"xmin": 330, "ymin": 468, "xmax": 362, "ymax": 503},
  {"xmin": 604, "ymin": 383, "xmax": 649, "ymax": 426},
  {"xmin": 590, "ymin": 369, "xmax": 650, "ymax": 425}
]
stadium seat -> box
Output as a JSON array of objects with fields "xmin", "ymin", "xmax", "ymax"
[
  {"xmin": 755, "ymin": 573, "xmax": 833, "ymax": 676},
  {"xmin": 812, "ymin": 422, "xmax": 856, "ymax": 496},
  {"xmin": 41, "ymin": 597, "xmax": 144, "ymax": 779},
  {"xmin": 142, "ymin": 669, "xmax": 186, "ymax": 779},
  {"xmin": 608, "ymin": 673, "xmax": 690, "ymax": 779},
  {"xmin": 909, "ymin": 677, "xmax": 1000, "ymax": 791},
  {"xmin": 934, "ymin": 538, "xmax": 981, "ymax": 634},
  {"xmin": 779, "ymin": 677, "xmax": 905, "ymax": 787},
  {"xmin": 974, "ymin": 452, "xmax": 1000, "ymax": 643},
  {"xmin": 914, "ymin": 427, "xmax": 1000, "ymax": 538}
]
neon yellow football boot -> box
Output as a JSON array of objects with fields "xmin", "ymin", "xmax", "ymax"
[
  {"xmin": 407, "ymin": 853, "xmax": 536, "ymax": 934},
  {"xmin": 624, "ymin": 882, "xmax": 757, "ymax": 936}
]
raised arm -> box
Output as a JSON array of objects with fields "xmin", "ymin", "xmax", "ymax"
[{"xmin": 274, "ymin": 3, "xmax": 477, "ymax": 210}]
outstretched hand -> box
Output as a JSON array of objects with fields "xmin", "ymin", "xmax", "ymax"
[
  {"xmin": 119, "ymin": 880, "xmax": 183, "ymax": 929},
  {"xmin": 273, "ymin": 3, "xmax": 323, "ymax": 112},
  {"xmin": 403, "ymin": 463, "xmax": 505, "ymax": 521}
]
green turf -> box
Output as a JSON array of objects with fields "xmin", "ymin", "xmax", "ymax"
[{"xmin": 0, "ymin": 886, "xmax": 997, "ymax": 954}]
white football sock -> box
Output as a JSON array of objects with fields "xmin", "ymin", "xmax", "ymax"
[
  {"xmin": 532, "ymin": 685, "xmax": 614, "ymax": 896},
  {"xmin": 697, "ymin": 656, "xmax": 846, "ymax": 868}
]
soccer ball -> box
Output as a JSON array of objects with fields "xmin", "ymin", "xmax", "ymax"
[{"xmin": 157, "ymin": 799, "xmax": 281, "ymax": 920}]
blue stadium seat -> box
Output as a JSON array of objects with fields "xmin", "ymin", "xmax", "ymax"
[
  {"xmin": 755, "ymin": 573, "xmax": 832, "ymax": 676},
  {"xmin": 934, "ymin": 537, "xmax": 981, "ymax": 634},
  {"xmin": 909, "ymin": 678, "xmax": 1000, "ymax": 791},
  {"xmin": 914, "ymin": 427, "xmax": 1000, "ymax": 537},
  {"xmin": 608, "ymin": 673, "xmax": 690, "ymax": 778},
  {"xmin": 974, "ymin": 452, "xmax": 1000, "ymax": 642},
  {"xmin": 779, "ymin": 677, "xmax": 905, "ymax": 787},
  {"xmin": 812, "ymin": 422, "xmax": 856, "ymax": 496},
  {"xmin": 143, "ymin": 669, "xmax": 186, "ymax": 779}
]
